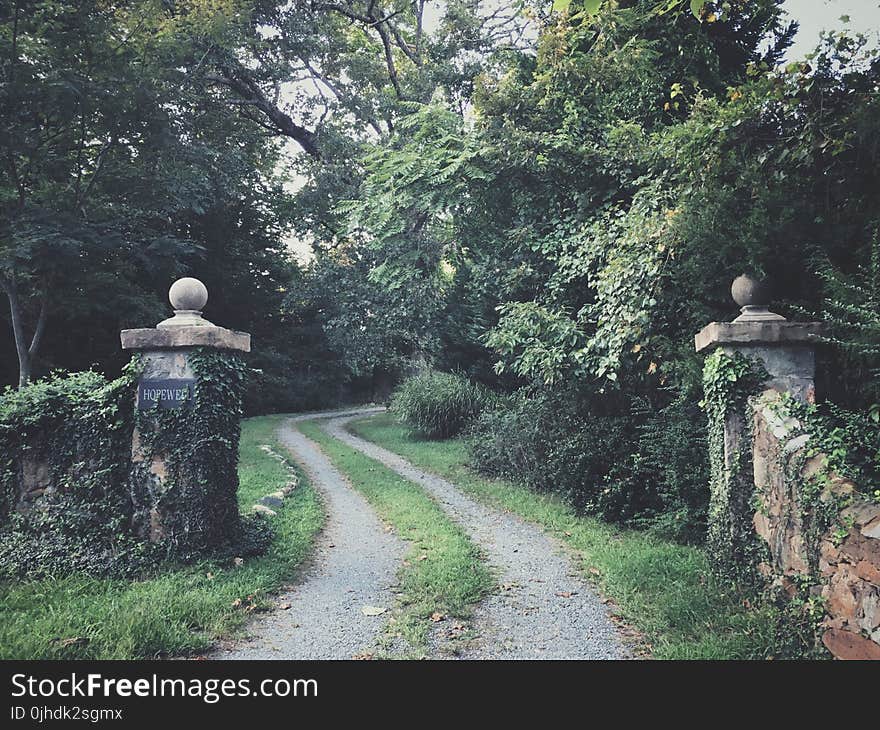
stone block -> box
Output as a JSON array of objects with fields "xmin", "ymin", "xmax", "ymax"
[
  {"xmin": 121, "ymin": 325, "xmax": 250, "ymax": 352},
  {"xmin": 855, "ymin": 560, "xmax": 880, "ymax": 586},
  {"xmin": 694, "ymin": 321, "xmax": 824, "ymax": 353},
  {"xmin": 821, "ymin": 628, "xmax": 880, "ymax": 660},
  {"xmin": 860, "ymin": 591, "xmax": 880, "ymax": 631},
  {"xmin": 862, "ymin": 518, "xmax": 880, "ymax": 540},
  {"xmin": 840, "ymin": 532, "xmax": 880, "ymax": 565},
  {"xmin": 842, "ymin": 502, "xmax": 880, "ymax": 528},
  {"xmin": 826, "ymin": 570, "xmax": 860, "ymax": 623}
]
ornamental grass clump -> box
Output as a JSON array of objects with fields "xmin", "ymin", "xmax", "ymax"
[{"xmin": 390, "ymin": 371, "xmax": 494, "ymax": 439}]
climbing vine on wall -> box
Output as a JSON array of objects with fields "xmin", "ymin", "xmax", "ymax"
[
  {"xmin": 0, "ymin": 363, "xmax": 140, "ymax": 578},
  {"xmin": 701, "ymin": 349, "xmax": 768, "ymax": 581},
  {"xmin": 0, "ymin": 348, "xmax": 261, "ymax": 578},
  {"xmin": 131, "ymin": 348, "xmax": 251, "ymax": 558}
]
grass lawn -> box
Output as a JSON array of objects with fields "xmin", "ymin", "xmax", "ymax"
[
  {"xmin": 0, "ymin": 415, "xmax": 323, "ymax": 660},
  {"xmin": 297, "ymin": 419, "xmax": 493, "ymax": 656},
  {"xmin": 350, "ymin": 412, "xmax": 783, "ymax": 660}
]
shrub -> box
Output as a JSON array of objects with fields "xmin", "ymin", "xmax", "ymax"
[
  {"xmin": 468, "ymin": 384, "xmax": 709, "ymax": 541},
  {"xmin": 468, "ymin": 386, "xmax": 632, "ymax": 508},
  {"xmin": 390, "ymin": 371, "xmax": 494, "ymax": 439}
]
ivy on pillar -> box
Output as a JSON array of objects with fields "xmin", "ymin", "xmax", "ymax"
[
  {"xmin": 121, "ymin": 277, "xmax": 251, "ymax": 556},
  {"xmin": 695, "ymin": 275, "xmax": 822, "ymax": 578}
]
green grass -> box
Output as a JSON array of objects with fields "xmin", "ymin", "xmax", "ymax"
[
  {"xmin": 297, "ymin": 419, "xmax": 493, "ymax": 656},
  {"xmin": 0, "ymin": 415, "xmax": 324, "ymax": 660},
  {"xmin": 350, "ymin": 412, "xmax": 782, "ymax": 660}
]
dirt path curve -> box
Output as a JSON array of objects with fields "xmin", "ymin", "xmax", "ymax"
[
  {"xmin": 212, "ymin": 408, "xmax": 406, "ymax": 660},
  {"xmin": 324, "ymin": 411, "xmax": 628, "ymax": 660}
]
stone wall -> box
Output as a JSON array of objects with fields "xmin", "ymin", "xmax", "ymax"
[{"xmin": 751, "ymin": 393, "xmax": 880, "ymax": 660}]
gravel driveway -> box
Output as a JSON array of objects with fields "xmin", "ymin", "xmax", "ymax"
[
  {"xmin": 216, "ymin": 407, "xmax": 627, "ymax": 660},
  {"xmin": 212, "ymin": 409, "xmax": 405, "ymax": 660},
  {"xmin": 324, "ymin": 411, "xmax": 628, "ymax": 660}
]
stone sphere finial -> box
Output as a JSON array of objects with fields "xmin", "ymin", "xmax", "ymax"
[
  {"xmin": 157, "ymin": 277, "xmax": 214, "ymax": 328},
  {"xmin": 731, "ymin": 274, "xmax": 767, "ymax": 308},
  {"xmin": 731, "ymin": 274, "xmax": 785, "ymax": 323},
  {"xmin": 169, "ymin": 277, "xmax": 208, "ymax": 312}
]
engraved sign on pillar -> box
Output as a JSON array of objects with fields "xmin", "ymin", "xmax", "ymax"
[{"xmin": 137, "ymin": 378, "xmax": 195, "ymax": 410}]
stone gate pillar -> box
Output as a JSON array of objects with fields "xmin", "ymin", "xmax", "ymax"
[
  {"xmin": 121, "ymin": 277, "xmax": 250, "ymax": 555},
  {"xmin": 695, "ymin": 275, "xmax": 822, "ymax": 574}
]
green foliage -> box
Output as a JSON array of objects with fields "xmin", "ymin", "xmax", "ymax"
[
  {"xmin": 0, "ymin": 1, "xmax": 321, "ymax": 407},
  {"xmin": 390, "ymin": 370, "xmax": 495, "ymax": 439},
  {"xmin": 0, "ymin": 415, "xmax": 324, "ymax": 659},
  {"xmin": 784, "ymin": 397, "xmax": 880, "ymax": 501},
  {"xmin": 468, "ymin": 383, "xmax": 709, "ymax": 538},
  {"xmin": 468, "ymin": 386, "xmax": 632, "ymax": 509},
  {"xmin": 131, "ymin": 349, "xmax": 248, "ymax": 557},
  {"xmin": 0, "ymin": 349, "xmax": 257, "ymax": 578},
  {"xmin": 286, "ymin": 246, "xmax": 441, "ymax": 387},
  {"xmin": 0, "ymin": 366, "xmax": 137, "ymax": 578},
  {"xmin": 701, "ymin": 349, "xmax": 768, "ymax": 579}
]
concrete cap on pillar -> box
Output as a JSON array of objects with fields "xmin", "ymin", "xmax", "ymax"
[
  {"xmin": 695, "ymin": 275, "xmax": 822, "ymax": 352},
  {"xmin": 120, "ymin": 276, "xmax": 250, "ymax": 352}
]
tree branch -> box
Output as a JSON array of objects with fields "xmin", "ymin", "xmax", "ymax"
[
  {"xmin": 206, "ymin": 70, "xmax": 322, "ymax": 158},
  {"xmin": 28, "ymin": 286, "xmax": 48, "ymax": 359}
]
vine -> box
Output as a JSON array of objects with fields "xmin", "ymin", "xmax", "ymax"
[
  {"xmin": 701, "ymin": 349, "xmax": 769, "ymax": 582},
  {"xmin": 131, "ymin": 348, "xmax": 253, "ymax": 559},
  {"xmin": 0, "ymin": 361, "xmax": 141, "ymax": 578},
  {"xmin": 0, "ymin": 348, "xmax": 262, "ymax": 579}
]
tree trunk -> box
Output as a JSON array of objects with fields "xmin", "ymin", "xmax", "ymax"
[{"xmin": 1, "ymin": 274, "xmax": 34, "ymax": 388}]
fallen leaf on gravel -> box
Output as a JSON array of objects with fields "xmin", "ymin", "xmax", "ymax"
[
  {"xmin": 361, "ymin": 606, "xmax": 387, "ymax": 616},
  {"xmin": 327, "ymin": 543, "xmax": 336, "ymax": 548},
  {"xmin": 501, "ymin": 582, "xmax": 520, "ymax": 591},
  {"xmin": 588, "ymin": 567, "xmax": 601, "ymax": 576},
  {"xmin": 352, "ymin": 653, "xmax": 375, "ymax": 660},
  {"xmin": 279, "ymin": 602, "xmax": 292, "ymax": 610},
  {"xmin": 417, "ymin": 554, "xmax": 428, "ymax": 561},
  {"xmin": 430, "ymin": 612, "xmax": 446, "ymax": 622},
  {"xmin": 564, "ymin": 531, "xmax": 572, "ymax": 537},
  {"xmin": 555, "ymin": 591, "xmax": 578, "ymax": 598}
]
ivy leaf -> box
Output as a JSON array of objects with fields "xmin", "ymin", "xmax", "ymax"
[
  {"xmin": 552, "ymin": 0, "xmax": 573, "ymax": 12},
  {"xmin": 690, "ymin": 0, "xmax": 705, "ymax": 19},
  {"xmin": 584, "ymin": 0, "xmax": 602, "ymax": 15}
]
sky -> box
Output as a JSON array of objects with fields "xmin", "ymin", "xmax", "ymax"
[{"xmin": 783, "ymin": 0, "xmax": 880, "ymax": 59}]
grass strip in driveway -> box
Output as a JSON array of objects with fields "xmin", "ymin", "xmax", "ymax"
[
  {"xmin": 350, "ymin": 412, "xmax": 783, "ymax": 660},
  {"xmin": 0, "ymin": 415, "xmax": 323, "ymax": 660},
  {"xmin": 297, "ymin": 418, "xmax": 493, "ymax": 657}
]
